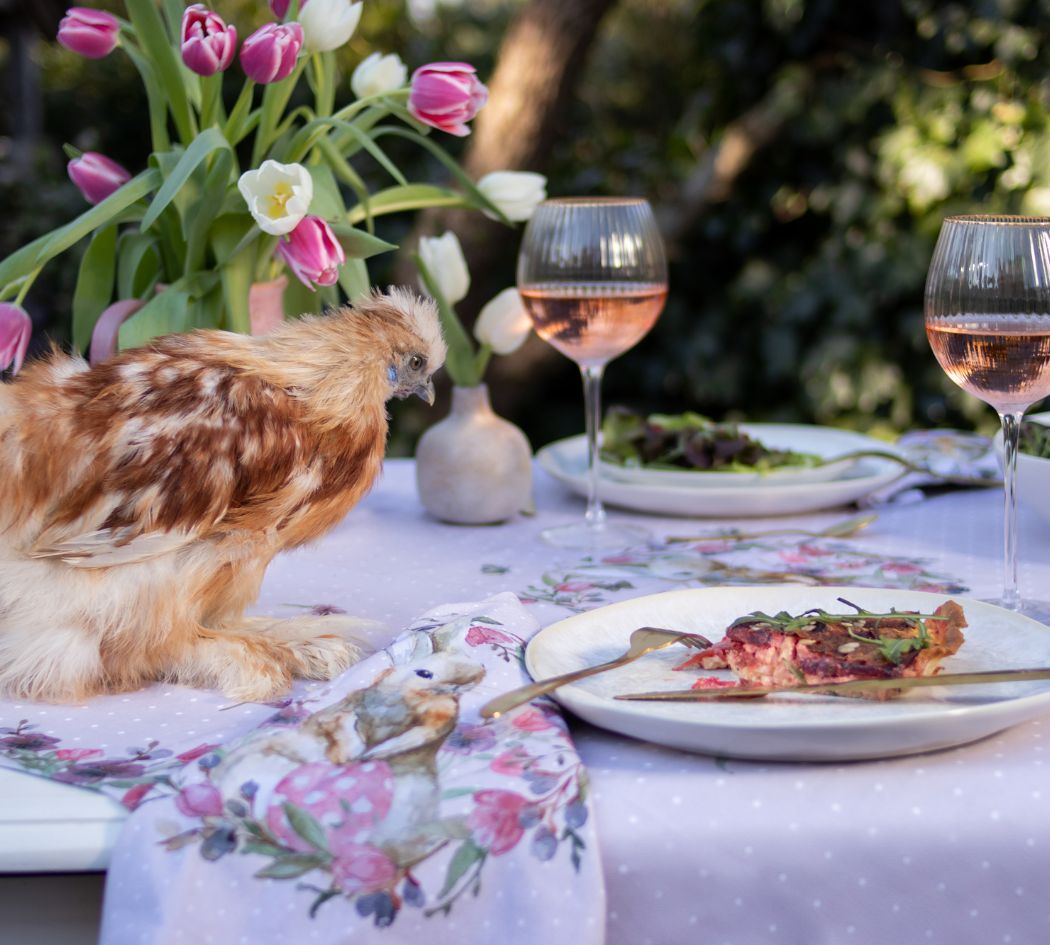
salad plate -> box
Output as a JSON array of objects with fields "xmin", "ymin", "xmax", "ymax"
[
  {"xmin": 537, "ymin": 424, "xmax": 905, "ymax": 517},
  {"xmin": 598, "ymin": 422, "xmax": 894, "ymax": 487},
  {"xmin": 526, "ymin": 586, "xmax": 1050, "ymax": 761}
]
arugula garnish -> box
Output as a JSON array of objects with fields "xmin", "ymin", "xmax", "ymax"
[{"xmin": 731, "ymin": 598, "xmax": 944, "ymax": 666}]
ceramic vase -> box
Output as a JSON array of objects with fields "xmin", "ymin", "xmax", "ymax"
[{"xmin": 415, "ymin": 383, "xmax": 533, "ymax": 525}]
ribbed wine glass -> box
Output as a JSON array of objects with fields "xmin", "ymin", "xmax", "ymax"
[
  {"xmin": 517, "ymin": 197, "xmax": 668, "ymax": 548},
  {"xmin": 925, "ymin": 214, "xmax": 1050, "ymax": 617}
]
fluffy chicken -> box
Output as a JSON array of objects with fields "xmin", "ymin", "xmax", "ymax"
[{"xmin": 0, "ymin": 288, "xmax": 445, "ymax": 703}]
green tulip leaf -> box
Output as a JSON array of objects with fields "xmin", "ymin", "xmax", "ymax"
[
  {"xmin": 118, "ymin": 287, "xmax": 192, "ymax": 351},
  {"xmin": 338, "ymin": 258, "xmax": 371, "ymax": 303},
  {"xmin": 307, "ymin": 164, "xmax": 348, "ymax": 222},
  {"xmin": 72, "ymin": 225, "xmax": 118, "ymax": 353},
  {"xmin": 329, "ymin": 223, "xmax": 398, "ymax": 260},
  {"xmin": 212, "ymin": 215, "xmax": 256, "ymax": 334},
  {"xmin": 346, "ymin": 184, "xmax": 466, "ymax": 226},
  {"xmin": 142, "ymin": 128, "xmax": 232, "ymax": 231},
  {"xmin": 116, "ymin": 232, "xmax": 162, "ymax": 300}
]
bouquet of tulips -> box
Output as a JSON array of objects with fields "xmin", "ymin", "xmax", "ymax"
[{"xmin": 0, "ymin": 0, "xmax": 547, "ymax": 370}]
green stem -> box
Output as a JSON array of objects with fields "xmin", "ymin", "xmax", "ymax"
[
  {"xmin": 414, "ymin": 253, "xmax": 477, "ymax": 386},
  {"xmin": 199, "ymin": 73, "xmax": 224, "ymax": 129},
  {"xmin": 13, "ymin": 267, "xmax": 41, "ymax": 306},
  {"xmin": 251, "ymin": 59, "xmax": 309, "ymax": 166},
  {"xmin": 224, "ymin": 80, "xmax": 257, "ymax": 145}
]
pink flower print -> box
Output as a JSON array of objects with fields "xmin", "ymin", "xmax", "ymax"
[
  {"xmin": 175, "ymin": 782, "xmax": 224, "ymax": 818},
  {"xmin": 490, "ymin": 744, "xmax": 532, "ymax": 777},
  {"xmin": 266, "ymin": 762, "xmax": 393, "ymax": 851},
  {"xmin": 510, "ymin": 706, "xmax": 556, "ymax": 733},
  {"xmin": 54, "ymin": 748, "xmax": 104, "ymax": 762},
  {"xmin": 121, "ymin": 782, "xmax": 154, "ymax": 810},
  {"xmin": 554, "ymin": 581, "xmax": 594, "ymax": 593},
  {"xmin": 445, "ymin": 722, "xmax": 497, "ymax": 755},
  {"xmin": 798, "ymin": 543, "xmax": 834, "ymax": 557},
  {"xmin": 467, "ymin": 789, "xmax": 529, "ymax": 855},
  {"xmin": 688, "ymin": 541, "xmax": 734, "ymax": 554},
  {"xmin": 329, "ymin": 838, "xmax": 397, "ymax": 895},
  {"xmin": 602, "ymin": 554, "xmax": 638, "ymax": 564},
  {"xmin": 883, "ymin": 561, "xmax": 923, "ymax": 575},
  {"xmin": 465, "ymin": 625, "xmax": 518, "ymax": 648},
  {"xmin": 176, "ymin": 743, "xmax": 221, "ymax": 763}
]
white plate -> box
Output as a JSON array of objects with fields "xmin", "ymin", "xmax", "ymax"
[
  {"xmin": 526, "ymin": 586, "xmax": 1050, "ymax": 761},
  {"xmin": 538, "ymin": 425, "xmax": 905, "ymax": 517},
  {"xmin": 599, "ymin": 422, "xmax": 878, "ymax": 487}
]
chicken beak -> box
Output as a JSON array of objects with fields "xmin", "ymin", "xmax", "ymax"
[{"xmin": 414, "ymin": 379, "xmax": 436, "ymax": 405}]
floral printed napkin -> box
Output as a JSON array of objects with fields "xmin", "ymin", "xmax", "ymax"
[{"xmin": 99, "ymin": 592, "xmax": 602, "ymax": 945}]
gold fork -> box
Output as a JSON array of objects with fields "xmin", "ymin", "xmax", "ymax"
[{"xmin": 479, "ymin": 627, "xmax": 710, "ymax": 719}]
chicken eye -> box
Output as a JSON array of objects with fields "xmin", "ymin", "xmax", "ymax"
[
  {"xmin": 408, "ymin": 354, "xmax": 424, "ymax": 372},
  {"xmin": 415, "ymin": 668, "xmax": 433, "ymax": 679}
]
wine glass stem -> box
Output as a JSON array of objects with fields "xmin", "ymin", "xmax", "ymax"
[
  {"xmin": 999, "ymin": 409, "xmax": 1024, "ymax": 610},
  {"xmin": 581, "ymin": 363, "xmax": 607, "ymax": 531}
]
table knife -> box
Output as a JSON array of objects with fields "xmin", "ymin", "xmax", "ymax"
[{"xmin": 615, "ymin": 666, "xmax": 1050, "ymax": 701}]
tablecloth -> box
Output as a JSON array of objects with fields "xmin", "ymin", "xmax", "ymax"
[{"xmin": 2, "ymin": 454, "xmax": 1050, "ymax": 945}]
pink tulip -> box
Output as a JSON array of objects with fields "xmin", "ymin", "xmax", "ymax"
[
  {"xmin": 239, "ymin": 22, "xmax": 303, "ymax": 85},
  {"xmin": 276, "ymin": 216, "xmax": 345, "ymax": 289},
  {"xmin": 408, "ymin": 62, "xmax": 488, "ymax": 137},
  {"xmin": 57, "ymin": 7, "xmax": 120, "ymax": 60},
  {"xmin": 181, "ymin": 4, "xmax": 237, "ymax": 77},
  {"xmin": 67, "ymin": 152, "xmax": 132, "ymax": 205},
  {"xmin": 269, "ymin": 0, "xmax": 310, "ymax": 16},
  {"xmin": 0, "ymin": 303, "xmax": 32, "ymax": 375},
  {"xmin": 174, "ymin": 782, "xmax": 224, "ymax": 818}
]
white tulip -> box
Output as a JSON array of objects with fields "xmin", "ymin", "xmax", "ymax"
[
  {"xmin": 474, "ymin": 287, "xmax": 531, "ymax": 355},
  {"xmin": 351, "ymin": 52, "xmax": 408, "ymax": 99},
  {"xmin": 477, "ymin": 171, "xmax": 548, "ymax": 222},
  {"xmin": 418, "ymin": 231, "xmax": 470, "ymax": 305},
  {"xmin": 299, "ymin": 0, "xmax": 362, "ymax": 53},
  {"xmin": 237, "ymin": 160, "xmax": 313, "ymax": 236}
]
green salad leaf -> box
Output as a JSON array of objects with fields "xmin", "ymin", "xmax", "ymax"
[
  {"xmin": 600, "ymin": 407, "xmax": 821, "ymax": 473},
  {"xmin": 1020, "ymin": 420, "xmax": 1050, "ymax": 459}
]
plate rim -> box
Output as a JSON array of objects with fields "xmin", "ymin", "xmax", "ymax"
[{"xmin": 525, "ymin": 585, "xmax": 1050, "ymax": 759}]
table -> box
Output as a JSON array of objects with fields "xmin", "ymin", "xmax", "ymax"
[{"xmin": 2, "ymin": 458, "xmax": 1049, "ymax": 945}]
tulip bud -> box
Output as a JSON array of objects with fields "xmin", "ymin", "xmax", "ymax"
[
  {"xmin": 474, "ymin": 288, "xmax": 531, "ymax": 355},
  {"xmin": 299, "ymin": 0, "xmax": 362, "ymax": 53},
  {"xmin": 351, "ymin": 52, "xmax": 408, "ymax": 99},
  {"xmin": 0, "ymin": 303, "xmax": 32, "ymax": 375},
  {"xmin": 57, "ymin": 7, "xmax": 120, "ymax": 60},
  {"xmin": 67, "ymin": 152, "xmax": 132, "ymax": 205},
  {"xmin": 238, "ymin": 160, "xmax": 313, "ymax": 236},
  {"xmin": 269, "ymin": 0, "xmax": 309, "ymax": 16},
  {"xmin": 408, "ymin": 62, "xmax": 488, "ymax": 137},
  {"xmin": 181, "ymin": 4, "xmax": 237, "ymax": 77},
  {"xmin": 276, "ymin": 216, "xmax": 345, "ymax": 289},
  {"xmin": 239, "ymin": 22, "xmax": 303, "ymax": 85},
  {"xmin": 418, "ymin": 231, "xmax": 470, "ymax": 305},
  {"xmin": 477, "ymin": 171, "xmax": 548, "ymax": 222}
]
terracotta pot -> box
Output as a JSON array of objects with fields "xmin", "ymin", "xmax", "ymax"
[
  {"xmin": 248, "ymin": 275, "xmax": 288, "ymax": 336},
  {"xmin": 415, "ymin": 383, "xmax": 533, "ymax": 525}
]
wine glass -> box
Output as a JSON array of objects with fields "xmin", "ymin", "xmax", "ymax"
[
  {"xmin": 925, "ymin": 214, "xmax": 1050, "ymax": 617},
  {"xmin": 517, "ymin": 197, "xmax": 668, "ymax": 548}
]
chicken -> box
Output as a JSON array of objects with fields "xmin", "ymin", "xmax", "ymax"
[{"xmin": 0, "ymin": 288, "xmax": 446, "ymax": 703}]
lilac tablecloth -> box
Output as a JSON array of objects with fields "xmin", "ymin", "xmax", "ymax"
[{"xmin": 2, "ymin": 454, "xmax": 1049, "ymax": 945}]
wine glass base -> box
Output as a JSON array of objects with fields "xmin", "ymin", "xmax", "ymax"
[
  {"xmin": 983, "ymin": 598, "xmax": 1050, "ymax": 626},
  {"xmin": 540, "ymin": 520, "xmax": 650, "ymax": 550}
]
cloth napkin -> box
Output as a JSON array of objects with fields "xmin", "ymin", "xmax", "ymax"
[{"xmin": 99, "ymin": 592, "xmax": 603, "ymax": 945}]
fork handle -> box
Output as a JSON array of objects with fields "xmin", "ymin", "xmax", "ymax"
[{"xmin": 479, "ymin": 654, "xmax": 631, "ymax": 719}]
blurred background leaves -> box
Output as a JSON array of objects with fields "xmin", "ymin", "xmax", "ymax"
[{"xmin": 2, "ymin": 0, "xmax": 1048, "ymax": 452}]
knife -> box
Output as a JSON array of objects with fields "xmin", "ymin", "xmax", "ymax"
[{"xmin": 615, "ymin": 666, "xmax": 1050, "ymax": 701}]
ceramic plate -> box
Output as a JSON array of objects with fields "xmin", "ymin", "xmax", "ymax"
[
  {"xmin": 526, "ymin": 586, "xmax": 1050, "ymax": 761},
  {"xmin": 538, "ymin": 425, "xmax": 905, "ymax": 517},
  {"xmin": 598, "ymin": 422, "xmax": 886, "ymax": 487}
]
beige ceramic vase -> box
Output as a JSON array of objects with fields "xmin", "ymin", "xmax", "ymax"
[{"xmin": 415, "ymin": 384, "xmax": 533, "ymax": 524}]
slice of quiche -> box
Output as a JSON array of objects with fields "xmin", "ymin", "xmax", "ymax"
[{"xmin": 674, "ymin": 599, "xmax": 967, "ymax": 700}]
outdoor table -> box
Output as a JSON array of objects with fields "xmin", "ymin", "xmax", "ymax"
[{"xmin": 2, "ymin": 456, "xmax": 1049, "ymax": 945}]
